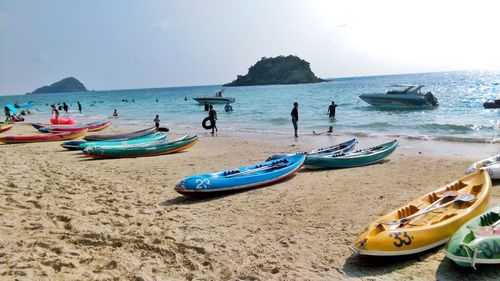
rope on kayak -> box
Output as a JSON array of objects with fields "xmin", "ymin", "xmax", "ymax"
[{"xmin": 463, "ymin": 244, "xmax": 479, "ymax": 270}]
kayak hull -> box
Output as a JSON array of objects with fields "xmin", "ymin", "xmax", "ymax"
[
  {"xmin": 61, "ymin": 133, "xmax": 167, "ymax": 150},
  {"xmin": 83, "ymin": 135, "xmax": 198, "ymax": 158},
  {"xmin": 38, "ymin": 121, "xmax": 111, "ymax": 133},
  {"xmin": 0, "ymin": 129, "xmax": 88, "ymax": 144},
  {"xmin": 0, "ymin": 124, "xmax": 13, "ymax": 133},
  {"xmin": 84, "ymin": 127, "xmax": 156, "ymax": 141},
  {"xmin": 267, "ymin": 138, "xmax": 357, "ymax": 160},
  {"xmin": 305, "ymin": 140, "xmax": 398, "ymax": 169},
  {"xmin": 444, "ymin": 205, "xmax": 500, "ymax": 267},
  {"xmin": 352, "ymin": 170, "xmax": 492, "ymax": 256},
  {"xmin": 466, "ymin": 153, "xmax": 500, "ymax": 179},
  {"xmin": 175, "ymin": 154, "xmax": 305, "ymax": 196}
]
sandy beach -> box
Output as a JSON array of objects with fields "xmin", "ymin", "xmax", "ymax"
[{"xmin": 0, "ymin": 124, "xmax": 499, "ymax": 280}]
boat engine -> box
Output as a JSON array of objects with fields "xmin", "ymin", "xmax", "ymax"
[{"xmin": 424, "ymin": 92, "xmax": 438, "ymax": 106}]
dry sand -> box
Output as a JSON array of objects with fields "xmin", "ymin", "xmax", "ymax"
[{"xmin": 0, "ymin": 124, "xmax": 499, "ymax": 280}]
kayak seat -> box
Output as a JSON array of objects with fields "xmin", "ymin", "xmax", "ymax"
[
  {"xmin": 445, "ymin": 181, "xmax": 467, "ymax": 191},
  {"xmin": 479, "ymin": 212, "xmax": 500, "ymax": 226},
  {"xmin": 430, "ymin": 213, "xmax": 457, "ymax": 225},
  {"xmin": 397, "ymin": 204, "xmax": 419, "ymax": 219}
]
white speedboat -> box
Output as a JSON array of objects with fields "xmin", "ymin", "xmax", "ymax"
[
  {"xmin": 359, "ymin": 85, "xmax": 438, "ymax": 108},
  {"xmin": 193, "ymin": 88, "xmax": 235, "ymax": 105}
]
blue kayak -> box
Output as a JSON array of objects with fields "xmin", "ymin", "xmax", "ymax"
[
  {"xmin": 61, "ymin": 132, "xmax": 167, "ymax": 150},
  {"xmin": 175, "ymin": 153, "xmax": 305, "ymax": 196}
]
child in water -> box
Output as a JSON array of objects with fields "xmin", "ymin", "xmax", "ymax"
[
  {"xmin": 112, "ymin": 109, "xmax": 119, "ymax": 117},
  {"xmin": 313, "ymin": 126, "xmax": 333, "ymax": 136}
]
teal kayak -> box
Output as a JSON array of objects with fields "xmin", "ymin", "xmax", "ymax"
[
  {"xmin": 61, "ymin": 132, "xmax": 167, "ymax": 150},
  {"xmin": 444, "ymin": 205, "xmax": 500, "ymax": 268},
  {"xmin": 83, "ymin": 135, "xmax": 198, "ymax": 158},
  {"xmin": 304, "ymin": 140, "xmax": 398, "ymax": 169}
]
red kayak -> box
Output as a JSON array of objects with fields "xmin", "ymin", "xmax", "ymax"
[
  {"xmin": 0, "ymin": 129, "xmax": 88, "ymax": 144},
  {"xmin": 41, "ymin": 121, "xmax": 111, "ymax": 133},
  {"xmin": 34, "ymin": 121, "xmax": 111, "ymax": 133}
]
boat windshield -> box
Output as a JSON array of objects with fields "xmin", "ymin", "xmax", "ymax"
[{"xmin": 387, "ymin": 85, "xmax": 424, "ymax": 95}]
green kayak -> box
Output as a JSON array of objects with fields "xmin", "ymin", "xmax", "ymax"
[
  {"xmin": 61, "ymin": 132, "xmax": 167, "ymax": 150},
  {"xmin": 304, "ymin": 140, "xmax": 398, "ymax": 169},
  {"xmin": 444, "ymin": 204, "xmax": 500, "ymax": 268},
  {"xmin": 83, "ymin": 135, "xmax": 198, "ymax": 158}
]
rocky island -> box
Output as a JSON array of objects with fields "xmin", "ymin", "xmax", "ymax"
[
  {"xmin": 27, "ymin": 77, "xmax": 88, "ymax": 94},
  {"xmin": 224, "ymin": 55, "xmax": 325, "ymax": 86}
]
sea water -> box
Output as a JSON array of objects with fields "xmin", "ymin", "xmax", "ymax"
[{"xmin": 2, "ymin": 71, "xmax": 500, "ymax": 143}]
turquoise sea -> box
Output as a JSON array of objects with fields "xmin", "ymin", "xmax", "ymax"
[{"xmin": 2, "ymin": 71, "xmax": 500, "ymax": 143}]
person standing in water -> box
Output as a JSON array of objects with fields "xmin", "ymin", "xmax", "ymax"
[
  {"xmin": 291, "ymin": 102, "xmax": 299, "ymax": 138},
  {"xmin": 77, "ymin": 101, "xmax": 82, "ymax": 113},
  {"xmin": 327, "ymin": 101, "xmax": 337, "ymax": 117},
  {"xmin": 112, "ymin": 109, "xmax": 118, "ymax": 117},
  {"xmin": 62, "ymin": 102, "xmax": 69, "ymax": 113},
  {"xmin": 51, "ymin": 105, "xmax": 60, "ymax": 122},
  {"xmin": 208, "ymin": 105, "xmax": 218, "ymax": 134},
  {"xmin": 153, "ymin": 115, "xmax": 160, "ymax": 129}
]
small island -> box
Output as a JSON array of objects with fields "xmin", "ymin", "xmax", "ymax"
[
  {"xmin": 224, "ymin": 55, "xmax": 325, "ymax": 87},
  {"xmin": 27, "ymin": 77, "xmax": 88, "ymax": 95}
]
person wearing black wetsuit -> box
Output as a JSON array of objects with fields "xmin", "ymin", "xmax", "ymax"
[
  {"xmin": 291, "ymin": 102, "xmax": 299, "ymax": 138},
  {"xmin": 209, "ymin": 105, "xmax": 218, "ymax": 134},
  {"xmin": 327, "ymin": 101, "xmax": 337, "ymax": 117}
]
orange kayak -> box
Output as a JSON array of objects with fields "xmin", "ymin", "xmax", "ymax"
[{"xmin": 0, "ymin": 124, "xmax": 13, "ymax": 133}]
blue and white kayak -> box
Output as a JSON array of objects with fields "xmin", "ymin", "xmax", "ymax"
[
  {"xmin": 267, "ymin": 138, "xmax": 357, "ymax": 160},
  {"xmin": 175, "ymin": 153, "xmax": 306, "ymax": 196}
]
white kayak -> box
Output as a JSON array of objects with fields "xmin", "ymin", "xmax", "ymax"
[{"xmin": 465, "ymin": 153, "xmax": 500, "ymax": 179}]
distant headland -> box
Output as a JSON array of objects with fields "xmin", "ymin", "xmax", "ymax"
[
  {"xmin": 26, "ymin": 77, "xmax": 88, "ymax": 95},
  {"xmin": 223, "ymin": 55, "xmax": 325, "ymax": 87}
]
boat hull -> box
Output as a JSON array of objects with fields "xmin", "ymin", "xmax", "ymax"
[
  {"xmin": 38, "ymin": 121, "xmax": 111, "ymax": 133},
  {"xmin": 62, "ymin": 132, "xmax": 167, "ymax": 150},
  {"xmin": 304, "ymin": 140, "xmax": 397, "ymax": 169},
  {"xmin": 444, "ymin": 205, "xmax": 500, "ymax": 267},
  {"xmin": 0, "ymin": 129, "xmax": 88, "ymax": 144},
  {"xmin": 359, "ymin": 94, "xmax": 435, "ymax": 108},
  {"xmin": 352, "ymin": 170, "xmax": 492, "ymax": 256},
  {"xmin": 83, "ymin": 135, "xmax": 197, "ymax": 158},
  {"xmin": 175, "ymin": 154, "xmax": 305, "ymax": 195},
  {"xmin": 466, "ymin": 153, "xmax": 500, "ymax": 179},
  {"xmin": 193, "ymin": 97, "xmax": 235, "ymax": 104},
  {"xmin": 84, "ymin": 127, "xmax": 156, "ymax": 141},
  {"xmin": 0, "ymin": 124, "xmax": 13, "ymax": 133}
]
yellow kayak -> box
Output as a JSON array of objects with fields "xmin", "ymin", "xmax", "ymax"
[{"xmin": 352, "ymin": 170, "xmax": 491, "ymax": 256}]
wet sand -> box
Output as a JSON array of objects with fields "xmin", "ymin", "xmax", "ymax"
[{"xmin": 0, "ymin": 124, "xmax": 499, "ymax": 280}]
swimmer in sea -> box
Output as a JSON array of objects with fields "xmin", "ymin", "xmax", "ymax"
[{"xmin": 313, "ymin": 126, "xmax": 333, "ymax": 136}]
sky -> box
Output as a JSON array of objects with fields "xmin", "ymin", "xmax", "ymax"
[{"xmin": 1, "ymin": 0, "xmax": 500, "ymax": 95}]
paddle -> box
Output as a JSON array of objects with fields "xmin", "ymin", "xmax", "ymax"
[
  {"xmin": 378, "ymin": 194, "xmax": 476, "ymax": 226},
  {"xmin": 224, "ymin": 162, "xmax": 288, "ymax": 178},
  {"xmin": 420, "ymin": 191, "xmax": 459, "ymax": 214}
]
